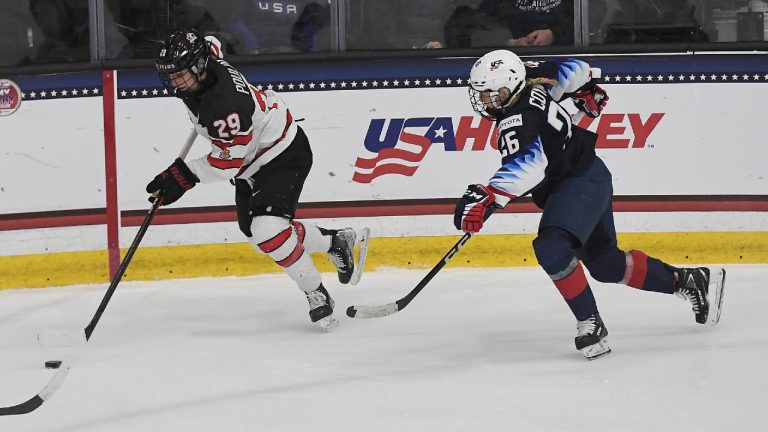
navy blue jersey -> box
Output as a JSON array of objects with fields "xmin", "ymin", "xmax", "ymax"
[{"xmin": 487, "ymin": 59, "xmax": 598, "ymax": 207}]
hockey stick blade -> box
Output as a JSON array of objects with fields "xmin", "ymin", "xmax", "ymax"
[
  {"xmin": 346, "ymin": 302, "xmax": 398, "ymax": 319},
  {"xmin": 37, "ymin": 329, "xmax": 88, "ymax": 348},
  {"xmin": 0, "ymin": 361, "xmax": 70, "ymax": 416},
  {"xmin": 349, "ymin": 227, "xmax": 371, "ymax": 286}
]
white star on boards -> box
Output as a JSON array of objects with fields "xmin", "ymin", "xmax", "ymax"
[
  {"xmin": 130, "ymin": 89, "xmax": 137, "ymax": 96},
  {"xmin": 141, "ymin": 89, "xmax": 148, "ymax": 96},
  {"xmin": 340, "ymin": 82, "xmax": 347, "ymax": 88},
  {"xmin": 604, "ymin": 76, "xmax": 612, "ymax": 82},
  {"xmin": 678, "ymin": 74, "xmax": 685, "ymax": 80},
  {"xmin": 309, "ymin": 82, "xmax": 316, "ymax": 89},
  {"xmin": 152, "ymin": 89, "xmax": 158, "ymax": 95},
  {"xmin": 351, "ymin": 81, "xmax": 357, "ymax": 87},
  {"xmin": 51, "ymin": 90, "xmax": 58, "ymax": 96},
  {"xmin": 162, "ymin": 89, "xmax": 168, "ymax": 95},
  {"xmin": 30, "ymin": 92, "xmax": 37, "ymax": 98},
  {"xmin": 120, "ymin": 90, "xmax": 127, "ymax": 97},
  {"xmin": 668, "ymin": 75, "xmax": 674, "ymax": 80},
  {"xmin": 319, "ymin": 82, "xmax": 326, "ymax": 88},
  {"xmin": 362, "ymin": 81, "xmax": 368, "ymax": 87},
  {"xmin": 372, "ymin": 81, "xmax": 379, "ymax": 87},
  {"xmin": 299, "ymin": 83, "xmax": 305, "ymax": 89},
  {"xmin": 425, "ymin": 79, "xmax": 432, "ymax": 85},
  {"xmin": 278, "ymin": 84, "xmax": 284, "ymax": 90},
  {"xmin": 72, "ymin": 89, "xmax": 78, "ymax": 95},
  {"xmin": 434, "ymin": 126, "xmax": 447, "ymax": 138},
  {"xmin": 267, "ymin": 84, "xmax": 274, "ymax": 90},
  {"xmin": 288, "ymin": 83, "xmax": 295, "ymax": 89},
  {"xmin": 41, "ymin": 91, "xmax": 47, "ymax": 97},
  {"xmin": 92, "ymin": 87, "xmax": 99, "ymax": 94},
  {"xmin": 657, "ymin": 75, "xmax": 664, "ymax": 81},
  {"xmin": 83, "ymin": 88, "xmax": 89, "ymax": 95},
  {"xmin": 743, "ymin": 74, "xmax": 750, "ymax": 80},
  {"xmin": 456, "ymin": 78, "xmax": 463, "ymax": 84},
  {"xmin": 414, "ymin": 79, "xmax": 421, "ymax": 85},
  {"xmin": 700, "ymin": 74, "xmax": 706, "ymax": 80},
  {"xmin": 404, "ymin": 79, "xmax": 410, "ymax": 85},
  {"xmin": 732, "ymin": 74, "xmax": 738, "ymax": 80},
  {"xmin": 754, "ymin": 74, "xmax": 760, "ymax": 80},
  {"xmin": 445, "ymin": 78, "xmax": 452, "ymax": 85},
  {"xmin": 721, "ymin": 74, "xmax": 728, "ymax": 80},
  {"xmin": 382, "ymin": 80, "xmax": 389, "ymax": 86},
  {"xmin": 710, "ymin": 74, "xmax": 717, "ymax": 80},
  {"xmin": 636, "ymin": 75, "xmax": 643, "ymax": 81},
  {"xmin": 257, "ymin": 84, "xmax": 263, "ymax": 90},
  {"xmin": 61, "ymin": 89, "xmax": 68, "ymax": 96},
  {"xmin": 330, "ymin": 82, "xmax": 336, "ymax": 88},
  {"xmin": 393, "ymin": 80, "xmax": 400, "ymax": 86},
  {"xmin": 435, "ymin": 79, "xmax": 442, "ymax": 85}
]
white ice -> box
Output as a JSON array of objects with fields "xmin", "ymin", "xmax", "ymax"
[{"xmin": 1, "ymin": 265, "xmax": 767, "ymax": 431}]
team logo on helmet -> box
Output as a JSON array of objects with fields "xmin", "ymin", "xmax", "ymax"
[
  {"xmin": 489, "ymin": 60, "xmax": 504, "ymax": 71},
  {"xmin": 0, "ymin": 79, "xmax": 22, "ymax": 116}
]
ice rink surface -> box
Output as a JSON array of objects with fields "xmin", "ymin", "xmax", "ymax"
[{"xmin": 1, "ymin": 265, "xmax": 766, "ymax": 431}]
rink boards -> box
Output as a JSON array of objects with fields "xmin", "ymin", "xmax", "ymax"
[{"xmin": 1, "ymin": 54, "xmax": 766, "ymax": 288}]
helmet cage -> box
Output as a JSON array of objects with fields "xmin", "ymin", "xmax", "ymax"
[{"xmin": 468, "ymin": 50, "xmax": 527, "ymax": 119}]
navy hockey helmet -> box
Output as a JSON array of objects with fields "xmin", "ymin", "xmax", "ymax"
[{"xmin": 156, "ymin": 29, "xmax": 211, "ymax": 97}]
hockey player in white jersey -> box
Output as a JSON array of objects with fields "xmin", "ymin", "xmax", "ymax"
[
  {"xmin": 454, "ymin": 50, "xmax": 726, "ymax": 359},
  {"xmin": 148, "ymin": 28, "xmax": 369, "ymax": 332}
]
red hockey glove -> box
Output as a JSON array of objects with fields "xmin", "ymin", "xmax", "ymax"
[
  {"xmin": 572, "ymin": 84, "xmax": 609, "ymax": 118},
  {"xmin": 454, "ymin": 184, "xmax": 497, "ymax": 233},
  {"xmin": 146, "ymin": 158, "xmax": 199, "ymax": 206}
]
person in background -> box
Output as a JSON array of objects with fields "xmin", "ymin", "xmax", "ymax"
[
  {"xmin": 454, "ymin": 50, "xmax": 726, "ymax": 359},
  {"xmin": 477, "ymin": 0, "xmax": 574, "ymax": 46},
  {"xmin": 149, "ymin": 29, "xmax": 369, "ymax": 331}
]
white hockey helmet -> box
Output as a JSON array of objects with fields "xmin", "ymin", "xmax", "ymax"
[{"xmin": 468, "ymin": 50, "xmax": 527, "ymax": 119}]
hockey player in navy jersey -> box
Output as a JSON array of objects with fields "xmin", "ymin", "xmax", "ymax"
[
  {"xmin": 148, "ymin": 28, "xmax": 369, "ymax": 332},
  {"xmin": 454, "ymin": 50, "xmax": 726, "ymax": 359}
]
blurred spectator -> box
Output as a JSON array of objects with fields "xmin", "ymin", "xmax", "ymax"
[
  {"xmin": 216, "ymin": 1, "xmax": 331, "ymax": 54},
  {"xmin": 446, "ymin": 0, "xmax": 573, "ymax": 48},
  {"xmin": 478, "ymin": 0, "xmax": 573, "ymax": 46}
]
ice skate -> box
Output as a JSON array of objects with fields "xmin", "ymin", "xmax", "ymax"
[
  {"xmin": 328, "ymin": 227, "xmax": 370, "ymax": 285},
  {"xmin": 674, "ymin": 267, "xmax": 726, "ymax": 326},
  {"xmin": 575, "ymin": 313, "xmax": 611, "ymax": 360},
  {"xmin": 305, "ymin": 284, "xmax": 338, "ymax": 332}
]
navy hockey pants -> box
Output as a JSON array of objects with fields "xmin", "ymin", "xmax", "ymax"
[{"xmin": 533, "ymin": 157, "xmax": 675, "ymax": 321}]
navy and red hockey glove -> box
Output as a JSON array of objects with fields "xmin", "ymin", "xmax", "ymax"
[
  {"xmin": 146, "ymin": 158, "xmax": 199, "ymax": 206},
  {"xmin": 572, "ymin": 84, "xmax": 609, "ymax": 118},
  {"xmin": 454, "ymin": 184, "xmax": 497, "ymax": 233}
]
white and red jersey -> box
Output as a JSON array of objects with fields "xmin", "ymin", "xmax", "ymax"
[{"xmin": 181, "ymin": 54, "xmax": 297, "ymax": 183}]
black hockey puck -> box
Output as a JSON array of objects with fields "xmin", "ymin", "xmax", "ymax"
[{"xmin": 45, "ymin": 360, "xmax": 62, "ymax": 369}]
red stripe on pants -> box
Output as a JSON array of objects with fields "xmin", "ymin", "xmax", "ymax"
[
  {"xmin": 258, "ymin": 227, "xmax": 292, "ymax": 253},
  {"xmin": 554, "ymin": 263, "xmax": 588, "ymax": 300}
]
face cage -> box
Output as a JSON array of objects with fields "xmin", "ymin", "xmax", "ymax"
[
  {"xmin": 468, "ymin": 87, "xmax": 503, "ymax": 120},
  {"xmin": 158, "ymin": 51, "xmax": 209, "ymax": 97}
]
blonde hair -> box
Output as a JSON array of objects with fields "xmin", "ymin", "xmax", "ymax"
[{"xmin": 526, "ymin": 77, "xmax": 560, "ymax": 87}]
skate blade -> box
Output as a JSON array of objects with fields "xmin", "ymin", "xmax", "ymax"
[
  {"xmin": 317, "ymin": 315, "xmax": 339, "ymax": 333},
  {"xmin": 349, "ymin": 227, "xmax": 370, "ymax": 285},
  {"xmin": 706, "ymin": 268, "xmax": 726, "ymax": 326},
  {"xmin": 581, "ymin": 339, "xmax": 612, "ymax": 360}
]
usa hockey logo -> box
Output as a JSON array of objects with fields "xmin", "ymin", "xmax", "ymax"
[
  {"xmin": 352, "ymin": 112, "xmax": 665, "ymax": 183},
  {"xmin": 489, "ymin": 60, "xmax": 504, "ymax": 71},
  {"xmin": 0, "ymin": 79, "xmax": 22, "ymax": 116},
  {"xmin": 353, "ymin": 116, "xmax": 498, "ymax": 183}
]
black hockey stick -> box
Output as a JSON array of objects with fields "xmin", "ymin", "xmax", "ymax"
[
  {"xmin": 37, "ymin": 129, "xmax": 198, "ymax": 347},
  {"xmin": 346, "ymin": 206, "xmax": 498, "ymax": 319},
  {"xmin": 0, "ymin": 361, "xmax": 70, "ymax": 416}
]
